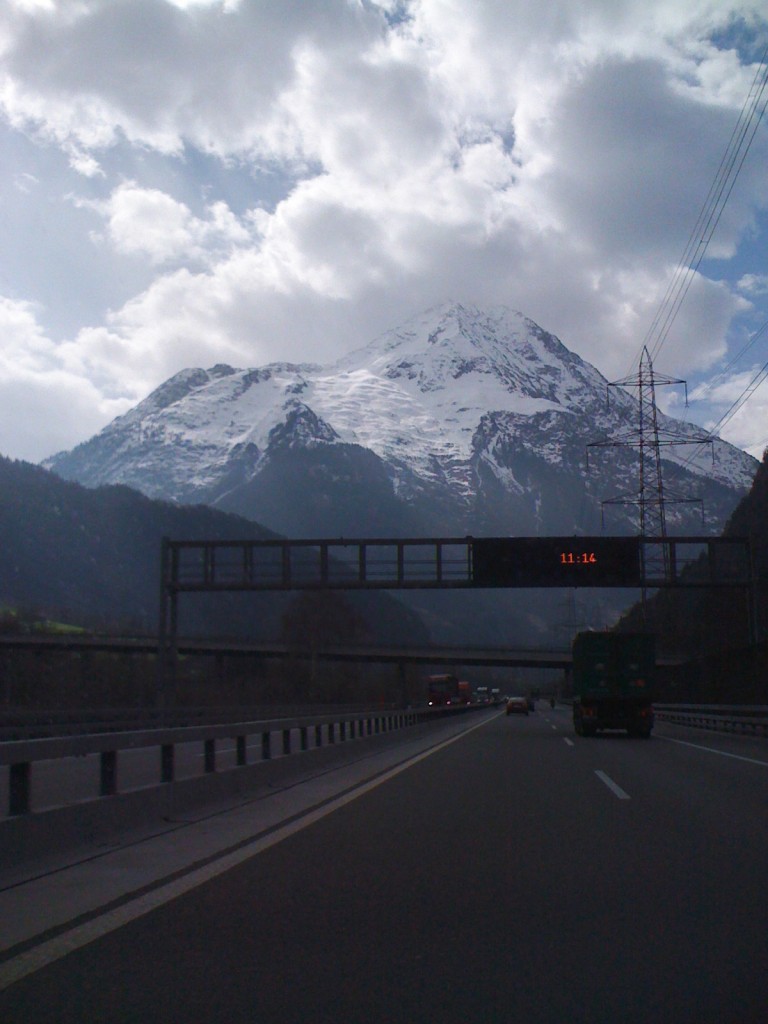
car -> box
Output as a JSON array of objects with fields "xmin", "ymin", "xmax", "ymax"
[{"xmin": 506, "ymin": 696, "xmax": 529, "ymax": 716}]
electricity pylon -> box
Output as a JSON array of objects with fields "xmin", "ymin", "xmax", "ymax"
[{"xmin": 587, "ymin": 347, "xmax": 712, "ymax": 580}]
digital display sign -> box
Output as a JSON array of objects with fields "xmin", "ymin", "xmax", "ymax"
[{"xmin": 471, "ymin": 537, "xmax": 642, "ymax": 588}]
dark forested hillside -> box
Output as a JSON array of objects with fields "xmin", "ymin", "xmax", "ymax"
[
  {"xmin": 614, "ymin": 449, "xmax": 768, "ymax": 702},
  {"xmin": 724, "ymin": 448, "xmax": 768, "ymax": 566},
  {"xmin": 0, "ymin": 456, "xmax": 428, "ymax": 645}
]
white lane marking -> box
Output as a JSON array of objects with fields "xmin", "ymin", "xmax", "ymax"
[
  {"xmin": 595, "ymin": 770, "xmax": 630, "ymax": 800},
  {"xmin": 658, "ymin": 735, "xmax": 768, "ymax": 767},
  {"xmin": 550, "ymin": 724, "xmax": 558, "ymax": 731},
  {"xmin": 0, "ymin": 714, "xmax": 494, "ymax": 991},
  {"xmin": 564, "ymin": 738, "xmax": 574, "ymax": 748}
]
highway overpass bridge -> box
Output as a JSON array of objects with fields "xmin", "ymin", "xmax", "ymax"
[{"xmin": 0, "ymin": 634, "xmax": 686, "ymax": 669}]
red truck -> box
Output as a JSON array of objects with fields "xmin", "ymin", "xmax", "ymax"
[{"xmin": 427, "ymin": 674, "xmax": 461, "ymax": 706}]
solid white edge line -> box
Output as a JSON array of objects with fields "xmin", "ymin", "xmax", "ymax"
[
  {"xmin": 658, "ymin": 735, "xmax": 768, "ymax": 767},
  {"xmin": 594, "ymin": 770, "xmax": 631, "ymax": 800},
  {"xmin": 0, "ymin": 713, "xmax": 495, "ymax": 992}
]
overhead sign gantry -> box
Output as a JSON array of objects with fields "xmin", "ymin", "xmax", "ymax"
[
  {"xmin": 156, "ymin": 533, "xmax": 754, "ymax": 705},
  {"xmin": 160, "ymin": 533, "xmax": 751, "ymax": 598}
]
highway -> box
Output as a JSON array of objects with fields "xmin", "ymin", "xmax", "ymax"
[{"xmin": 0, "ymin": 707, "xmax": 767, "ymax": 1023}]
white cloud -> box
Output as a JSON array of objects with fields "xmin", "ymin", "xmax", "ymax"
[
  {"xmin": 0, "ymin": 0, "xmax": 388, "ymax": 158},
  {"xmin": 0, "ymin": 297, "xmax": 132, "ymax": 460},
  {"xmin": 65, "ymin": 143, "xmax": 103, "ymax": 178},
  {"xmin": 738, "ymin": 273, "xmax": 768, "ymax": 296},
  {"xmin": 83, "ymin": 181, "xmax": 253, "ymax": 266},
  {"xmin": 719, "ymin": 401, "xmax": 768, "ymax": 459},
  {"xmin": 13, "ymin": 169, "xmax": 37, "ymax": 192},
  {"xmin": 0, "ymin": 295, "xmax": 55, "ymax": 372},
  {"xmin": 688, "ymin": 366, "xmax": 768, "ymax": 458},
  {"xmin": 0, "ymin": 0, "xmax": 766, "ymax": 460},
  {"xmin": 102, "ymin": 185, "xmax": 195, "ymax": 263}
]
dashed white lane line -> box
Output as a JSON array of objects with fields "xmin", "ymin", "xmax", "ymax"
[
  {"xmin": 564, "ymin": 738, "xmax": 574, "ymax": 748},
  {"xmin": 595, "ymin": 770, "xmax": 630, "ymax": 800},
  {"xmin": 658, "ymin": 736, "xmax": 768, "ymax": 767}
]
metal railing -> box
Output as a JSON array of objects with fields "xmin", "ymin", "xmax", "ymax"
[
  {"xmin": 0, "ymin": 705, "xmax": 479, "ymax": 817},
  {"xmin": 654, "ymin": 704, "xmax": 768, "ymax": 737}
]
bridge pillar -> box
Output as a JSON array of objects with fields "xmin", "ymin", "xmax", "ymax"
[
  {"xmin": 9, "ymin": 762, "xmax": 31, "ymax": 816},
  {"xmin": 100, "ymin": 750, "xmax": 118, "ymax": 796},
  {"xmin": 398, "ymin": 661, "xmax": 407, "ymax": 707},
  {"xmin": 157, "ymin": 536, "xmax": 179, "ymax": 713}
]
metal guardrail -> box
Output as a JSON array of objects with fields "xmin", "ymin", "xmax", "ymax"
[
  {"xmin": 0, "ymin": 705, "xmax": 480, "ymax": 817},
  {"xmin": 557, "ymin": 700, "xmax": 768, "ymax": 737},
  {"xmin": 0, "ymin": 704, "xmax": 386, "ymax": 741},
  {"xmin": 654, "ymin": 704, "xmax": 768, "ymax": 737}
]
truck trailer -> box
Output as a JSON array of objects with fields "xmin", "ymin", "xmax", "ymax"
[
  {"xmin": 426, "ymin": 674, "xmax": 461, "ymax": 706},
  {"xmin": 572, "ymin": 631, "xmax": 655, "ymax": 738}
]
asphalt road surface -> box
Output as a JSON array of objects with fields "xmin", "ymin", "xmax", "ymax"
[{"xmin": 1, "ymin": 707, "xmax": 767, "ymax": 1023}]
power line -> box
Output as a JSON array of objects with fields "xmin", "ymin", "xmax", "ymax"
[
  {"xmin": 627, "ymin": 45, "xmax": 768, "ymax": 375},
  {"xmin": 681, "ymin": 324, "xmax": 768, "ymax": 466},
  {"xmin": 690, "ymin": 317, "xmax": 768, "ymax": 402},
  {"xmin": 714, "ymin": 359, "xmax": 768, "ymax": 431}
]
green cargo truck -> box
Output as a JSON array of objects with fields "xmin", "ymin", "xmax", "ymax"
[{"xmin": 572, "ymin": 631, "xmax": 655, "ymax": 738}]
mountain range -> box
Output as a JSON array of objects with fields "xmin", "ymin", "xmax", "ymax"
[
  {"xmin": 43, "ymin": 303, "xmax": 758, "ymax": 644},
  {"xmin": 46, "ymin": 303, "xmax": 756, "ymax": 543}
]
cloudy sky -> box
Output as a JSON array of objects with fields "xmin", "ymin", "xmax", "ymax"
[{"xmin": 1, "ymin": 0, "xmax": 767, "ymax": 463}]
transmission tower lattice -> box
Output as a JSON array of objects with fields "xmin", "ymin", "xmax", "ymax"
[{"xmin": 587, "ymin": 346, "xmax": 713, "ymax": 546}]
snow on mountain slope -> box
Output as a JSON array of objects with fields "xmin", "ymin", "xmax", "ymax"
[
  {"xmin": 44, "ymin": 303, "xmax": 757, "ymax": 531},
  {"xmin": 308, "ymin": 306, "xmax": 582, "ymax": 497}
]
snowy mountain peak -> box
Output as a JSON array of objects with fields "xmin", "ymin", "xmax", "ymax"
[
  {"xmin": 336, "ymin": 302, "xmax": 607, "ymax": 409},
  {"xmin": 306, "ymin": 303, "xmax": 616, "ymax": 490},
  {"xmin": 134, "ymin": 367, "xmax": 212, "ymax": 417},
  {"xmin": 44, "ymin": 304, "xmax": 758, "ymax": 535}
]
